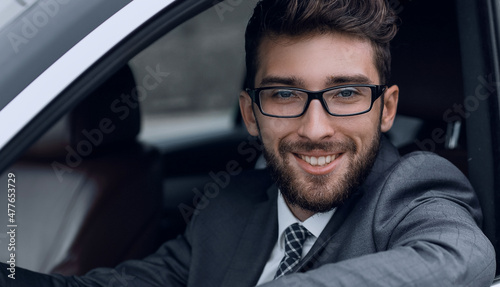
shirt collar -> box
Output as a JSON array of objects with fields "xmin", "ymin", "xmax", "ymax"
[{"xmin": 277, "ymin": 191, "xmax": 336, "ymax": 248}]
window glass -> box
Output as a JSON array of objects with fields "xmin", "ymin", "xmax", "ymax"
[
  {"xmin": 130, "ymin": 0, "xmax": 258, "ymax": 143},
  {"xmin": 0, "ymin": 0, "xmax": 39, "ymax": 30}
]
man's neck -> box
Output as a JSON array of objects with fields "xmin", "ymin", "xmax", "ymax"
[{"xmin": 286, "ymin": 201, "xmax": 315, "ymax": 222}]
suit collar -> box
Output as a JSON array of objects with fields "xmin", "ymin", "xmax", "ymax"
[
  {"xmin": 221, "ymin": 183, "xmax": 279, "ymax": 287},
  {"xmin": 295, "ymin": 188, "xmax": 363, "ymax": 272},
  {"xmin": 277, "ymin": 191, "xmax": 335, "ymax": 246},
  {"xmin": 360, "ymin": 135, "xmax": 400, "ymax": 192}
]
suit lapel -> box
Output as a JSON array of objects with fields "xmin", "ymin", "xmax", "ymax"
[
  {"xmin": 220, "ymin": 184, "xmax": 279, "ymax": 287},
  {"xmin": 295, "ymin": 190, "xmax": 363, "ymax": 272}
]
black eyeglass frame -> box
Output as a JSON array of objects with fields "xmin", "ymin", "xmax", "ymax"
[{"xmin": 246, "ymin": 84, "xmax": 387, "ymax": 118}]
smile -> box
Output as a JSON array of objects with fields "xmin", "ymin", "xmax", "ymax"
[
  {"xmin": 299, "ymin": 154, "xmax": 339, "ymax": 166},
  {"xmin": 293, "ymin": 152, "xmax": 343, "ymax": 176}
]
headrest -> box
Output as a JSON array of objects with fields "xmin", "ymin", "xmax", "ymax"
[
  {"xmin": 70, "ymin": 65, "xmax": 141, "ymax": 149},
  {"xmin": 390, "ymin": 0, "xmax": 464, "ymax": 122},
  {"xmin": 25, "ymin": 65, "xmax": 140, "ymax": 159}
]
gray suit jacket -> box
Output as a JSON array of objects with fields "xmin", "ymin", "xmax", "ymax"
[{"xmin": 1, "ymin": 137, "xmax": 496, "ymax": 286}]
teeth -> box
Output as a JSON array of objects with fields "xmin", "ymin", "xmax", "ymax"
[
  {"xmin": 310, "ymin": 157, "xmax": 318, "ymax": 165},
  {"xmin": 318, "ymin": 157, "xmax": 326, "ymax": 166},
  {"xmin": 300, "ymin": 154, "xmax": 337, "ymax": 166}
]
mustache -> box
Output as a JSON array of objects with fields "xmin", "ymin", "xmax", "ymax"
[{"xmin": 278, "ymin": 139, "xmax": 357, "ymax": 154}]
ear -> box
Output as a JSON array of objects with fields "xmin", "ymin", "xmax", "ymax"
[
  {"xmin": 239, "ymin": 91, "xmax": 260, "ymax": 136},
  {"xmin": 380, "ymin": 85, "xmax": 399, "ymax": 133}
]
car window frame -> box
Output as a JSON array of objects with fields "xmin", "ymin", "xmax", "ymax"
[
  {"xmin": 457, "ymin": 0, "xmax": 500, "ymax": 278},
  {"xmin": 0, "ymin": 0, "xmax": 133, "ymax": 110},
  {"xmin": 0, "ymin": 0, "xmax": 222, "ymax": 173}
]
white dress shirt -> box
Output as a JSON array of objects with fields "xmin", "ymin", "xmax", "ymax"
[{"xmin": 256, "ymin": 192, "xmax": 336, "ymax": 285}]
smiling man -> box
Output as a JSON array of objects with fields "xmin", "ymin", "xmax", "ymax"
[
  {"xmin": 241, "ymin": 32, "xmax": 395, "ymax": 222},
  {"xmin": 0, "ymin": 0, "xmax": 496, "ymax": 286},
  {"xmin": 238, "ymin": 0, "xmax": 495, "ymax": 286}
]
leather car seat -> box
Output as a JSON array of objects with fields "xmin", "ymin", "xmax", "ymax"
[{"xmin": 0, "ymin": 65, "xmax": 163, "ymax": 275}]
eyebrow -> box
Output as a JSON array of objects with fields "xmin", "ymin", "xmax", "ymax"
[
  {"xmin": 259, "ymin": 74, "xmax": 373, "ymax": 88},
  {"xmin": 325, "ymin": 74, "xmax": 372, "ymax": 86},
  {"xmin": 259, "ymin": 76, "xmax": 305, "ymax": 87}
]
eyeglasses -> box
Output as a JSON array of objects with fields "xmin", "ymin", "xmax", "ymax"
[{"xmin": 246, "ymin": 84, "xmax": 387, "ymax": 118}]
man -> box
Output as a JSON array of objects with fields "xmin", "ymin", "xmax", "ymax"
[{"xmin": 0, "ymin": 0, "xmax": 496, "ymax": 286}]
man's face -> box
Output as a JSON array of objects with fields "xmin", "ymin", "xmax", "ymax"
[{"xmin": 240, "ymin": 33, "xmax": 398, "ymax": 217}]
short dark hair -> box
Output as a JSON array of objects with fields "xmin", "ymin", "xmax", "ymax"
[{"xmin": 244, "ymin": 0, "xmax": 399, "ymax": 88}]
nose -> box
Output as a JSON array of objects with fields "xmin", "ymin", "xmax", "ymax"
[{"xmin": 297, "ymin": 99, "xmax": 335, "ymax": 141}]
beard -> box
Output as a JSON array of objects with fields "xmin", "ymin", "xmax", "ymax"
[{"xmin": 262, "ymin": 131, "xmax": 381, "ymax": 214}]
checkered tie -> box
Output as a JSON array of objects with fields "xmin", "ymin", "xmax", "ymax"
[{"xmin": 274, "ymin": 223, "xmax": 311, "ymax": 279}]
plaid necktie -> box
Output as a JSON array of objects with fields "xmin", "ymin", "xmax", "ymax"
[{"xmin": 274, "ymin": 223, "xmax": 311, "ymax": 279}]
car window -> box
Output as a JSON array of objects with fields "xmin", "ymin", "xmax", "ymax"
[
  {"xmin": 130, "ymin": 0, "xmax": 259, "ymax": 144},
  {"xmin": 0, "ymin": 0, "xmax": 261, "ymax": 273},
  {"xmin": 0, "ymin": 0, "xmax": 39, "ymax": 30},
  {"xmin": 0, "ymin": 0, "xmax": 132, "ymax": 112}
]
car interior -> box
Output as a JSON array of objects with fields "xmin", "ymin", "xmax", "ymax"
[{"xmin": 1, "ymin": 0, "xmax": 499, "ymax": 281}]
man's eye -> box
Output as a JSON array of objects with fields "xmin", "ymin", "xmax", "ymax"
[
  {"xmin": 338, "ymin": 90, "xmax": 355, "ymax": 98},
  {"xmin": 273, "ymin": 90, "xmax": 295, "ymax": 98}
]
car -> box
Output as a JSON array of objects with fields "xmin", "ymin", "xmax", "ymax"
[{"xmin": 0, "ymin": 0, "xmax": 499, "ymax": 285}]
